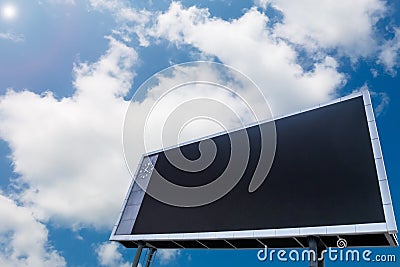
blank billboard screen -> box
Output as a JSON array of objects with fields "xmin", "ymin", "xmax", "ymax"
[{"xmin": 112, "ymin": 93, "xmax": 397, "ymax": 249}]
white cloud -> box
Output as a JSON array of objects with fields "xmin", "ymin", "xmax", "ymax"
[
  {"xmin": 89, "ymin": 0, "xmax": 152, "ymax": 46},
  {"xmin": 89, "ymin": 0, "xmax": 121, "ymax": 11},
  {"xmin": 144, "ymin": 3, "xmax": 345, "ymax": 115},
  {"xmin": 0, "ymin": 32, "xmax": 24, "ymax": 42},
  {"xmin": 90, "ymin": 1, "xmax": 400, "ymax": 74},
  {"xmin": 378, "ymin": 27, "xmax": 400, "ymax": 75},
  {"xmin": 0, "ymin": 194, "xmax": 66, "ymax": 267},
  {"xmin": 96, "ymin": 242, "xmax": 180, "ymax": 267},
  {"xmin": 254, "ymin": 0, "xmax": 268, "ymax": 10},
  {"xmin": 156, "ymin": 249, "xmax": 181, "ymax": 265},
  {"xmin": 371, "ymin": 68, "xmax": 378, "ymax": 78},
  {"xmin": 270, "ymin": 0, "xmax": 386, "ymax": 59},
  {"xmin": 96, "ymin": 242, "xmax": 131, "ymax": 267},
  {"xmin": 0, "ymin": 2, "xmax": 348, "ymax": 230},
  {"xmin": 0, "ymin": 36, "xmax": 137, "ymax": 228},
  {"xmin": 372, "ymin": 91, "xmax": 390, "ymax": 117},
  {"xmin": 43, "ymin": 0, "xmax": 76, "ymax": 4}
]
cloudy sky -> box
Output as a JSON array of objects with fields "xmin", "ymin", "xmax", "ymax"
[{"xmin": 0, "ymin": 0, "xmax": 399, "ymax": 266}]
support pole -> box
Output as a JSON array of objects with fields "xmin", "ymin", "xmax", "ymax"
[
  {"xmin": 308, "ymin": 236, "xmax": 324, "ymax": 267},
  {"xmin": 132, "ymin": 242, "xmax": 144, "ymax": 267},
  {"xmin": 144, "ymin": 248, "xmax": 157, "ymax": 267}
]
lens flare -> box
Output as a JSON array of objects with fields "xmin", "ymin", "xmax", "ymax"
[{"xmin": 2, "ymin": 3, "xmax": 17, "ymax": 21}]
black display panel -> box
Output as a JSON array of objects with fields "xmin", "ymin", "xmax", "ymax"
[{"xmin": 128, "ymin": 96, "xmax": 385, "ymax": 235}]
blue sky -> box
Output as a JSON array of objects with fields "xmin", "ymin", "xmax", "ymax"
[{"xmin": 0, "ymin": 0, "xmax": 400, "ymax": 266}]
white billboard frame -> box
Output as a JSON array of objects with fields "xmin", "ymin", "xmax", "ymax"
[{"xmin": 110, "ymin": 90, "xmax": 398, "ymax": 248}]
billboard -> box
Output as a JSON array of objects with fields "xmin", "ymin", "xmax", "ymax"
[{"xmin": 110, "ymin": 91, "xmax": 398, "ymax": 249}]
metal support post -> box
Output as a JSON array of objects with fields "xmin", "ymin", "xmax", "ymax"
[
  {"xmin": 144, "ymin": 248, "xmax": 157, "ymax": 267},
  {"xmin": 308, "ymin": 236, "xmax": 324, "ymax": 267},
  {"xmin": 132, "ymin": 242, "xmax": 144, "ymax": 267}
]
